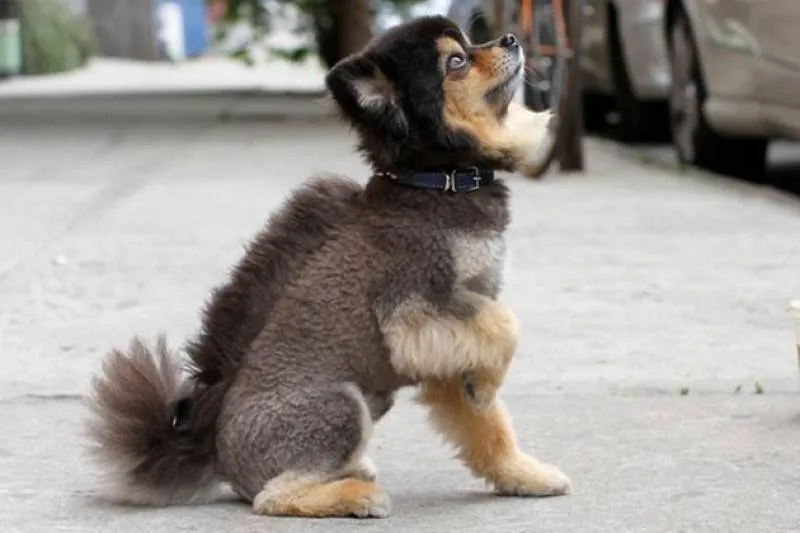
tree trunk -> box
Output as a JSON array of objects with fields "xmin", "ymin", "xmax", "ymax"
[
  {"xmin": 336, "ymin": 0, "xmax": 373, "ymax": 58},
  {"xmin": 557, "ymin": 0, "xmax": 585, "ymax": 172},
  {"xmin": 315, "ymin": 0, "xmax": 373, "ymax": 69}
]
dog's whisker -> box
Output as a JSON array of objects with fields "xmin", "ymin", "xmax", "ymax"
[{"xmin": 523, "ymin": 64, "xmax": 545, "ymax": 78}]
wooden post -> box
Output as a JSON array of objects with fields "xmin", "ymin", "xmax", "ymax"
[
  {"xmin": 336, "ymin": 0, "xmax": 373, "ymax": 58},
  {"xmin": 557, "ymin": 0, "xmax": 585, "ymax": 172},
  {"xmin": 491, "ymin": 0, "xmax": 506, "ymax": 36}
]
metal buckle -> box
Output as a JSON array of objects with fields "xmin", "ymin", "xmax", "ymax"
[
  {"xmin": 443, "ymin": 171, "xmax": 454, "ymax": 192},
  {"xmin": 445, "ymin": 167, "xmax": 481, "ymax": 193},
  {"xmin": 463, "ymin": 167, "xmax": 481, "ymax": 192}
]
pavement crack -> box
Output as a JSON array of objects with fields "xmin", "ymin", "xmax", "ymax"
[{"xmin": 0, "ymin": 393, "xmax": 84, "ymax": 405}]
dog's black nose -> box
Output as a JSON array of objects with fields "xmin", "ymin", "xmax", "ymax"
[{"xmin": 500, "ymin": 33, "xmax": 519, "ymax": 49}]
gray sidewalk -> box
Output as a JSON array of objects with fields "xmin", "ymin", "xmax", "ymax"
[
  {"xmin": 1, "ymin": 118, "xmax": 799, "ymax": 532},
  {"xmin": 0, "ymin": 57, "xmax": 330, "ymax": 120}
]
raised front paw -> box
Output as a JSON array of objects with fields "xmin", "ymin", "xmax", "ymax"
[
  {"xmin": 461, "ymin": 370, "xmax": 502, "ymax": 412},
  {"xmin": 493, "ymin": 453, "xmax": 572, "ymax": 497},
  {"xmin": 520, "ymin": 112, "xmax": 558, "ymax": 177},
  {"xmin": 503, "ymin": 103, "xmax": 558, "ymax": 176}
]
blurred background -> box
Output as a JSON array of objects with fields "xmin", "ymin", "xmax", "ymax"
[{"xmin": 0, "ymin": 0, "xmax": 798, "ymax": 188}]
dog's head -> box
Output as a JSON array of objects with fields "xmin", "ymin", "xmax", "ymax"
[{"xmin": 325, "ymin": 16, "xmax": 525, "ymax": 171}]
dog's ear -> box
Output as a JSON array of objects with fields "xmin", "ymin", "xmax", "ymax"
[{"xmin": 325, "ymin": 54, "xmax": 408, "ymax": 139}]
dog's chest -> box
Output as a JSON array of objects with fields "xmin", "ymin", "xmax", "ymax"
[{"xmin": 450, "ymin": 232, "xmax": 506, "ymax": 287}]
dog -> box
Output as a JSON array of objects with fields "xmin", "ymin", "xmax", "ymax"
[{"xmin": 85, "ymin": 15, "xmax": 570, "ymax": 519}]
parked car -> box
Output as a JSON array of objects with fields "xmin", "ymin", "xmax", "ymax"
[
  {"xmin": 448, "ymin": 0, "xmax": 800, "ymax": 180},
  {"xmin": 664, "ymin": 0, "xmax": 800, "ymax": 179},
  {"xmin": 581, "ymin": 0, "xmax": 670, "ymax": 141}
]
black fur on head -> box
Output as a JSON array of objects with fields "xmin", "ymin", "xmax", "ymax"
[{"xmin": 325, "ymin": 16, "xmax": 524, "ymax": 172}]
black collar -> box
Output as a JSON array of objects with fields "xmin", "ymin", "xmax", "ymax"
[{"xmin": 376, "ymin": 168, "xmax": 495, "ymax": 193}]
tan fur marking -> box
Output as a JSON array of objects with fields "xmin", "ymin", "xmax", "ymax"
[
  {"xmin": 253, "ymin": 473, "xmax": 390, "ymax": 518},
  {"xmin": 381, "ymin": 293, "xmax": 518, "ymax": 382},
  {"xmin": 436, "ymin": 36, "xmax": 465, "ymax": 56},
  {"xmin": 417, "ymin": 378, "xmax": 571, "ymax": 496},
  {"xmin": 471, "ymin": 47, "xmax": 504, "ymax": 75},
  {"xmin": 437, "ymin": 37, "xmax": 502, "ymax": 151},
  {"xmin": 499, "ymin": 101, "xmax": 557, "ymax": 175}
]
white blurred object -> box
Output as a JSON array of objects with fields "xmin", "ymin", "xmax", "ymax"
[
  {"xmin": 157, "ymin": 2, "xmax": 186, "ymax": 62},
  {"xmin": 514, "ymin": 82, "xmax": 524, "ymax": 104},
  {"xmin": 375, "ymin": 0, "xmax": 451, "ymax": 32},
  {"xmin": 790, "ymin": 300, "xmax": 800, "ymax": 377},
  {"xmin": 0, "ymin": 19, "xmax": 22, "ymax": 76}
]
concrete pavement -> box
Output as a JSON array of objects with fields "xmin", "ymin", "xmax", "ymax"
[
  {"xmin": 1, "ymin": 118, "xmax": 799, "ymax": 532},
  {"xmin": 0, "ymin": 56, "xmax": 329, "ymax": 120}
]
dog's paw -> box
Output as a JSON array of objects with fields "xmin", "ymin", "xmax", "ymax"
[
  {"xmin": 503, "ymin": 103, "xmax": 558, "ymax": 176},
  {"xmin": 351, "ymin": 485, "xmax": 392, "ymax": 519},
  {"xmin": 493, "ymin": 453, "xmax": 572, "ymax": 497},
  {"xmin": 461, "ymin": 371, "xmax": 500, "ymax": 412},
  {"xmin": 520, "ymin": 112, "xmax": 558, "ymax": 177}
]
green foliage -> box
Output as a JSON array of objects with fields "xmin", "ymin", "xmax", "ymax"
[
  {"xmin": 217, "ymin": 0, "xmax": 425, "ymax": 22},
  {"xmin": 18, "ymin": 0, "xmax": 94, "ymax": 75},
  {"xmin": 213, "ymin": 0, "xmax": 424, "ymax": 67}
]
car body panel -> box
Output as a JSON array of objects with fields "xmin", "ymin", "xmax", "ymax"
[
  {"xmin": 560, "ymin": 0, "xmax": 671, "ymax": 99},
  {"xmin": 750, "ymin": 0, "xmax": 800, "ymax": 138},
  {"xmin": 674, "ymin": 0, "xmax": 764, "ymax": 135},
  {"xmin": 611, "ymin": 0, "xmax": 670, "ymax": 99},
  {"xmin": 685, "ymin": 0, "xmax": 759, "ymax": 101},
  {"xmin": 673, "ymin": 0, "xmax": 800, "ymax": 139},
  {"xmin": 580, "ymin": 0, "xmax": 615, "ymax": 94}
]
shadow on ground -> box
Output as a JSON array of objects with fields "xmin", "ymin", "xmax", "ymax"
[{"xmin": 586, "ymin": 120, "xmax": 800, "ymax": 197}]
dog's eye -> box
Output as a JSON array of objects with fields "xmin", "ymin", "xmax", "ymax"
[{"xmin": 446, "ymin": 53, "xmax": 468, "ymax": 71}]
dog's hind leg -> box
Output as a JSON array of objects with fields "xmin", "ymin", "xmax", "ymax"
[
  {"xmin": 220, "ymin": 383, "xmax": 390, "ymax": 519},
  {"xmin": 253, "ymin": 472, "xmax": 389, "ymax": 518},
  {"xmin": 417, "ymin": 378, "xmax": 571, "ymax": 497}
]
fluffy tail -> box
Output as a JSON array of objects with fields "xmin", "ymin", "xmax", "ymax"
[{"xmin": 85, "ymin": 336, "xmax": 220, "ymax": 506}]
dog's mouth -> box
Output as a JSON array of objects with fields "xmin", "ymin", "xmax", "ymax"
[
  {"xmin": 484, "ymin": 54, "xmax": 524, "ymax": 112},
  {"xmin": 485, "ymin": 66, "xmax": 522, "ymax": 111}
]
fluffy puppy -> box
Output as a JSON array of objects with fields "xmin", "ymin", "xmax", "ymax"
[{"xmin": 85, "ymin": 15, "xmax": 569, "ymax": 520}]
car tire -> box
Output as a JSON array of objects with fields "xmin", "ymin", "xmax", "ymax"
[
  {"xmin": 466, "ymin": 9, "xmax": 492, "ymax": 43},
  {"xmin": 608, "ymin": 7, "xmax": 670, "ymax": 143},
  {"xmin": 583, "ymin": 93, "xmax": 612, "ymax": 132},
  {"xmin": 668, "ymin": 8, "xmax": 768, "ymax": 181}
]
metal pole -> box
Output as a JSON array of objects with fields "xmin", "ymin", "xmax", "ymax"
[{"xmin": 557, "ymin": 0, "xmax": 585, "ymax": 172}]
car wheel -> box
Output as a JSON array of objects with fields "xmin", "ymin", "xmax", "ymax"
[
  {"xmin": 467, "ymin": 9, "xmax": 492, "ymax": 43},
  {"xmin": 608, "ymin": 7, "xmax": 670, "ymax": 143},
  {"xmin": 668, "ymin": 8, "xmax": 767, "ymax": 181},
  {"xmin": 583, "ymin": 93, "xmax": 612, "ymax": 132}
]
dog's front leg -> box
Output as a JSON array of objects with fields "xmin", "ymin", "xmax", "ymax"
[
  {"xmin": 380, "ymin": 293, "xmax": 517, "ymax": 410},
  {"xmin": 417, "ymin": 378, "xmax": 571, "ymax": 497}
]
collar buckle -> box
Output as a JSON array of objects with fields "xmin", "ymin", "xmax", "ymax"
[
  {"xmin": 446, "ymin": 167, "xmax": 481, "ymax": 193},
  {"xmin": 443, "ymin": 171, "xmax": 455, "ymax": 192}
]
